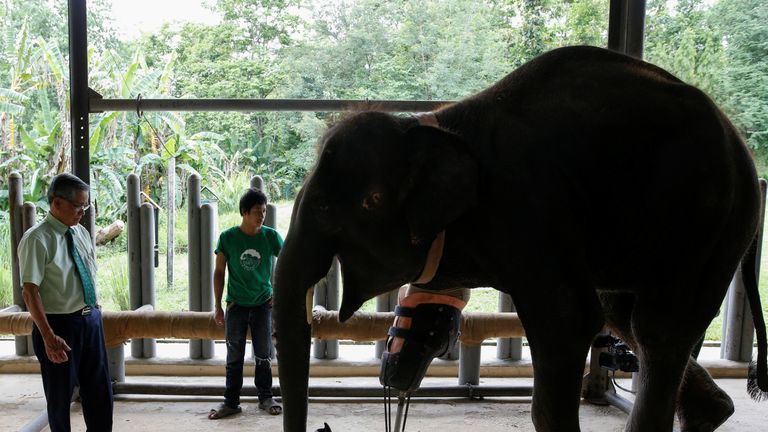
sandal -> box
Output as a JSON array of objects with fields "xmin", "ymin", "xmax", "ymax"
[
  {"xmin": 258, "ymin": 398, "xmax": 282, "ymax": 415},
  {"xmin": 208, "ymin": 404, "xmax": 241, "ymax": 420}
]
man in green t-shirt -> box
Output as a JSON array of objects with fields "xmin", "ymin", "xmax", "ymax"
[{"xmin": 209, "ymin": 188, "xmax": 283, "ymax": 419}]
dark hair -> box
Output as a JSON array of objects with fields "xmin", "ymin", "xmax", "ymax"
[
  {"xmin": 239, "ymin": 188, "xmax": 267, "ymax": 215},
  {"xmin": 47, "ymin": 173, "xmax": 90, "ymax": 204}
]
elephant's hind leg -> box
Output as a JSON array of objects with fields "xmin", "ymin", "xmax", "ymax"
[
  {"xmin": 625, "ymin": 305, "xmax": 697, "ymax": 431},
  {"xmin": 600, "ymin": 293, "xmax": 734, "ymax": 431},
  {"xmin": 626, "ymin": 271, "xmax": 734, "ymax": 432},
  {"xmin": 677, "ymin": 359, "xmax": 734, "ymax": 432}
]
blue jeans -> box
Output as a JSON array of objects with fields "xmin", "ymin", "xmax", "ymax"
[{"xmin": 224, "ymin": 302, "xmax": 274, "ymax": 407}]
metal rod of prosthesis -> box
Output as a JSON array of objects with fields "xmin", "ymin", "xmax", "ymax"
[{"xmin": 392, "ymin": 393, "xmax": 409, "ymax": 432}]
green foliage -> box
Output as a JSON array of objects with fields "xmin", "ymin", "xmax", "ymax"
[
  {"xmin": 0, "ymin": 211, "xmax": 13, "ymax": 308},
  {"xmin": 711, "ymin": 0, "xmax": 768, "ymax": 159},
  {"xmin": 0, "ymin": 0, "xmax": 767, "ymax": 332},
  {"xmin": 100, "ymin": 258, "xmax": 131, "ymax": 311}
]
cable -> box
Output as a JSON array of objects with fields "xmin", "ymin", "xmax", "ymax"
[{"xmin": 611, "ymin": 371, "xmax": 636, "ymax": 394}]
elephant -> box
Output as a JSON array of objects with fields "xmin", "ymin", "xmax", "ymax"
[{"xmin": 273, "ymin": 45, "xmax": 768, "ymax": 432}]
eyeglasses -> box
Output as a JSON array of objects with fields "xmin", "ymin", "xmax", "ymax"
[
  {"xmin": 70, "ymin": 201, "xmax": 91, "ymax": 212},
  {"xmin": 57, "ymin": 196, "xmax": 90, "ymax": 212}
]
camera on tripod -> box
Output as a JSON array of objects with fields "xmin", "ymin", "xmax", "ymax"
[{"xmin": 593, "ymin": 334, "xmax": 639, "ymax": 373}]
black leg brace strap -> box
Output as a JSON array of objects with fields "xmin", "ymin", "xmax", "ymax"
[{"xmin": 379, "ymin": 303, "xmax": 462, "ymax": 392}]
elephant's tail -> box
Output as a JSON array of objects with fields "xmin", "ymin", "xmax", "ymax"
[{"xmin": 742, "ymin": 220, "xmax": 768, "ymax": 401}]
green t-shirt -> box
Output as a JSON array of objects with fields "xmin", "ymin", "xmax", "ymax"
[{"xmin": 216, "ymin": 225, "xmax": 283, "ymax": 306}]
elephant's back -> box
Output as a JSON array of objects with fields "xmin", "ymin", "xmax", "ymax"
[{"xmin": 438, "ymin": 46, "xmax": 760, "ymax": 287}]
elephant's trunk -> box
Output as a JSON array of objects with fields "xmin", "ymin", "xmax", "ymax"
[{"xmin": 274, "ymin": 227, "xmax": 333, "ymax": 432}]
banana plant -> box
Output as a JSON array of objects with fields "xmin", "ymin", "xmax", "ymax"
[{"xmin": 0, "ymin": 22, "xmax": 38, "ymax": 152}]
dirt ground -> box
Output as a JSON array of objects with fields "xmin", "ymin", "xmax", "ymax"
[{"xmin": 2, "ymin": 375, "xmax": 765, "ymax": 432}]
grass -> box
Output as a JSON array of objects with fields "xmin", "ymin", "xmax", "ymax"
[{"xmin": 3, "ymin": 200, "xmax": 768, "ymax": 344}]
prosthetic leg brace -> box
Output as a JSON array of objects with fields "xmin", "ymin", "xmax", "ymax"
[{"xmin": 380, "ymin": 286, "xmax": 468, "ymax": 432}]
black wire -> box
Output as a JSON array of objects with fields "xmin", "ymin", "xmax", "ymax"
[
  {"xmin": 384, "ymin": 385, "xmax": 390, "ymax": 432},
  {"xmin": 612, "ymin": 371, "xmax": 637, "ymax": 394}
]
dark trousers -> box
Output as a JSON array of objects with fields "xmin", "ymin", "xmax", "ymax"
[
  {"xmin": 32, "ymin": 308, "xmax": 113, "ymax": 432},
  {"xmin": 224, "ymin": 302, "xmax": 274, "ymax": 407}
]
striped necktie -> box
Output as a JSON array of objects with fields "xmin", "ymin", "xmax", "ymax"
[{"xmin": 65, "ymin": 228, "xmax": 97, "ymax": 307}]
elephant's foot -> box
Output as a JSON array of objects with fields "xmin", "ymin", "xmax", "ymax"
[{"xmin": 677, "ymin": 372, "xmax": 734, "ymax": 432}]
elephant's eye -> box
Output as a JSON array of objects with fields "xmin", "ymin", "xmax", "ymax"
[{"xmin": 362, "ymin": 191, "xmax": 383, "ymax": 211}]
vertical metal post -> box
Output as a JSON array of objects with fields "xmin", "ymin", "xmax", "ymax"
[
  {"xmin": 325, "ymin": 259, "xmax": 340, "ymax": 359},
  {"xmin": 583, "ymin": 327, "xmax": 613, "ymax": 402},
  {"xmin": 107, "ymin": 344, "xmax": 125, "ymax": 382},
  {"xmin": 21, "ymin": 203, "xmax": 37, "ymax": 355},
  {"xmin": 458, "ymin": 343, "xmax": 481, "ymax": 385},
  {"xmin": 8, "ymin": 173, "xmax": 28, "ymax": 356},
  {"xmin": 140, "ymin": 203, "xmax": 156, "ymax": 358},
  {"xmin": 313, "ymin": 259, "xmax": 341, "ymax": 359},
  {"xmin": 250, "ymin": 175, "xmax": 264, "ymax": 191},
  {"xmin": 608, "ymin": 0, "xmax": 646, "ymax": 59},
  {"xmin": 265, "ymin": 201, "xmax": 278, "ymax": 360},
  {"xmin": 200, "ymin": 202, "xmax": 217, "ymax": 359},
  {"xmin": 188, "ymin": 174, "xmax": 202, "ymax": 358},
  {"xmin": 312, "ymin": 279, "xmax": 327, "ymax": 359},
  {"xmin": 583, "ymin": 0, "xmax": 648, "ymax": 404},
  {"xmin": 167, "ymin": 156, "xmax": 176, "ymax": 287},
  {"xmin": 127, "ymin": 174, "xmax": 143, "ymax": 358},
  {"xmin": 68, "ymin": 0, "xmax": 93, "ymax": 236},
  {"xmin": 375, "ymin": 290, "xmax": 399, "ymax": 359},
  {"xmin": 497, "ymin": 292, "xmax": 522, "ymax": 360}
]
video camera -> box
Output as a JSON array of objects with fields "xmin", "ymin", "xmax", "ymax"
[{"xmin": 593, "ymin": 334, "xmax": 639, "ymax": 373}]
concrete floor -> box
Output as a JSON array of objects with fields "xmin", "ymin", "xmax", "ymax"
[
  {"xmin": 1, "ymin": 374, "xmax": 766, "ymax": 432},
  {"xmin": 1, "ymin": 339, "xmax": 765, "ymax": 431}
]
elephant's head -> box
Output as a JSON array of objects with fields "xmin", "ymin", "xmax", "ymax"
[{"xmin": 273, "ymin": 111, "xmax": 477, "ymax": 431}]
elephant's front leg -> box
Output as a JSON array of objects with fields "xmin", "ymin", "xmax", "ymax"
[{"xmin": 514, "ymin": 283, "xmax": 604, "ymax": 432}]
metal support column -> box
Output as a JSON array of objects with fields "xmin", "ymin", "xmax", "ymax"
[
  {"xmin": 313, "ymin": 259, "xmax": 340, "ymax": 359},
  {"xmin": 188, "ymin": 174, "xmax": 203, "ymax": 358},
  {"xmin": 8, "ymin": 172, "xmax": 30, "ymax": 356},
  {"xmin": 497, "ymin": 292, "xmax": 522, "ymax": 360},
  {"xmin": 21, "ymin": 203, "xmax": 37, "ymax": 355},
  {"xmin": 67, "ymin": 0, "xmax": 94, "ymax": 236},
  {"xmin": 127, "ymin": 174, "xmax": 145, "ymax": 358},
  {"xmin": 608, "ymin": 0, "xmax": 646, "ymax": 59},
  {"xmin": 200, "ymin": 202, "xmax": 217, "ymax": 359},
  {"xmin": 375, "ymin": 290, "xmax": 399, "ymax": 359},
  {"xmin": 582, "ymin": 0, "xmax": 648, "ymax": 412},
  {"xmin": 139, "ymin": 204, "xmax": 157, "ymax": 357},
  {"xmin": 458, "ymin": 343, "xmax": 481, "ymax": 386}
]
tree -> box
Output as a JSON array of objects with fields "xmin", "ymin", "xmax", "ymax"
[{"xmin": 711, "ymin": 0, "xmax": 768, "ymax": 163}]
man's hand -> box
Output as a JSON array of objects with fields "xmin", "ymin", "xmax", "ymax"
[
  {"xmin": 214, "ymin": 306, "xmax": 225, "ymax": 327},
  {"xmin": 43, "ymin": 333, "xmax": 71, "ymax": 363}
]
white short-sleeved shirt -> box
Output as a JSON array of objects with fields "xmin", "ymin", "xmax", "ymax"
[{"xmin": 17, "ymin": 213, "xmax": 97, "ymax": 314}]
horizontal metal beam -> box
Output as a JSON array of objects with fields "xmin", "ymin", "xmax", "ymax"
[
  {"xmin": 90, "ymin": 96, "xmax": 454, "ymax": 114},
  {"xmin": 112, "ymin": 382, "xmax": 533, "ymax": 398}
]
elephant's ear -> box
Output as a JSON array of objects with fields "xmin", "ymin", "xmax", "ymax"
[{"xmin": 401, "ymin": 126, "xmax": 478, "ymax": 245}]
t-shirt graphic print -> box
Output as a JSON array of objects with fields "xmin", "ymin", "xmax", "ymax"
[{"xmin": 240, "ymin": 249, "xmax": 262, "ymax": 271}]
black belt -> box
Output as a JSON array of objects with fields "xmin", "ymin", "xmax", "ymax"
[{"xmin": 69, "ymin": 306, "xmax": 92, "ymax": 316}]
